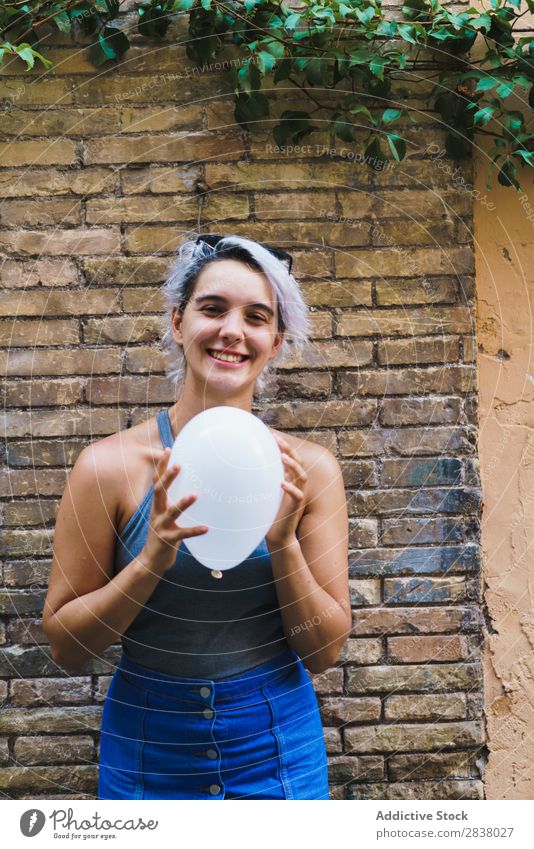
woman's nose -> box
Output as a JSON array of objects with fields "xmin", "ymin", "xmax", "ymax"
[{"xmin": 219, "ymin": 309, "xmax": 244, "ymax": 339}]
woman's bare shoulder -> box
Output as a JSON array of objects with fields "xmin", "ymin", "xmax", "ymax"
[
  {"xmin": 268, "ymin": 427, "xmax": 335, "ymax": 465},
  {"xmin": 72, "ymin": 417, "xmax": 163, "ymax": 501},
  {"xmin": 268, "ymin": 427, "xmax": 341, "ymax": 504}
]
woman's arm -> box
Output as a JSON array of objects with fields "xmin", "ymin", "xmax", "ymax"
[
  {"xmin": 42, "ymin": 442, "xmax": 160, "ymax": 669},
  {"xmin": 267, "ymin": 443, "xmax": 351, "ymax": 675},
  {"xmin": 43, "ymin": 443, "xmax": 207, "ymax": 670}
]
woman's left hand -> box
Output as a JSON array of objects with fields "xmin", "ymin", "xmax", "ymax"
[{"xmin": 265, "ymin": 435, "xmax": 308, "ymax": 551}]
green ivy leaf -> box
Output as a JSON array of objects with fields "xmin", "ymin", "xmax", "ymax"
[
  {"xmin": 398, "ymin": 24, "xmax": 418, "ymax": 45},
  {"xmin": 498, "ymin": 158, "xmax": 520, "ymax": 190},
  {"xmin": 273, "ymin": 57, "xmax": 292, "ymax": 82},
  {"xmin": 473, "ymin": 104, "xmax": 496, "ymax": 126},
  {"xmin": 88, "ymin": 26, "xmax": 129, "ymax": 66},
  {"xmin": 284, "ymin": 13, "xmax": 301, "ymax": 30},
  {"xmin": 387, "ymin": 132, "xmax": 406, "ymax": 162},
  {"xmin": 138, "ymin": 4, "xmax": 172, "ymax": 39},
  {"xmin": 235, "ymin": 92, "xmax": 269, "ymax": 126},
  {"xmin": 370, "ymin": 57, "xmax": 386, "ymax": 81},
  {"xmin": 513, "ymin": 149, "xmax": 534, "ymax": 167},
  {"xmin": 349, "ymin": 104, "xmax": 377, "ymax": 126},
  {"xmin": 333, "ymin": 115, "xmax": 355, "ymax": 142},
  {"xmin": 305, "ymin": 57, "xmax": 327, "ymax": 86},
  {"xmin": 52, "ymin": 12, "xmax": 71, "ymax": 33},
  {"xmin": 365, "ymin": 137, "xmax": 387, "ymax": 170},
  {"xmin": 382, "ymin": 108, "xmax": 403, "ymax": 124},
  {"xmin": 356, "ymin": 7, "xmax": 375, "ymax": 26},
  {"xmin": 496, "ymin": 80, "xmax": 514, "ymax": 99},
  {"xmin": 475, "ymin": 77, "xmax": 499, "ymax": 93},
  {"xmin": 273, "ymin": 110, "xmax": 319, "ymax": 145},
  {"xmin": 256, "ymin": 50, "xmax": 276, "ymax": 73}
]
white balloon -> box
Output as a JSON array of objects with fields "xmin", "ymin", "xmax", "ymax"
[{"xmin": 167, "ymin": 406, "xmax": 284, "ymax": 570}]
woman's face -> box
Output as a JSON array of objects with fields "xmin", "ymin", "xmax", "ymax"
[{"xmin": 171, "ymin": 259, "xmax": 284, "ymax": 393}]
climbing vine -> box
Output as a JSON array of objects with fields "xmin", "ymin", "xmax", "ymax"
[{"xmin": 1, "ymin": 0, "xmax": 534, "ymax": 190}]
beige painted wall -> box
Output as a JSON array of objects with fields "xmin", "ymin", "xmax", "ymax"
[{"xmin": 474, "ymin": 135, "xmax": 534, "ymax": 798}]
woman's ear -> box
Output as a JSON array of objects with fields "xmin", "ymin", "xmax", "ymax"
[
  {"xmin": 171, "ymin": 306, "xmax": 183, "ymax": 348},
  {"xmin": 269, "ymin": 329, "xmax": 284, "ymax": 360}
]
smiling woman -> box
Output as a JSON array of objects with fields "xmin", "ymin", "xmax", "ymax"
[{"xmin": 42, "ymin": 233, "xmax": 350, "ymax": 801}]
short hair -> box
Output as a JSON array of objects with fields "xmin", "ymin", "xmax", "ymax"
[{"xmin": 160, "ymin": 234, "xmax": 311, "ymax": 396}]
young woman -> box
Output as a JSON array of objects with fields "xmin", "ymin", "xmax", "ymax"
[{"xmin": 43, "ymin": 234, "xmax": 350, "ymax": 800}]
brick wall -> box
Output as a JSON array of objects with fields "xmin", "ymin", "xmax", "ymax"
[{"xmin": 0, "ymin": 11, "xmax": 483, "ymax": 799}]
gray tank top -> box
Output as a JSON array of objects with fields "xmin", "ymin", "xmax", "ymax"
[{"xmin": 114, "ymin": 408, "xmax": 289, "ymax": 678}]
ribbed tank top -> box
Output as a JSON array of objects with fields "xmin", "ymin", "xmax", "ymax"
[{"xmin": 113, "ymin": 408, "xmax": 289, "ymax": 679}]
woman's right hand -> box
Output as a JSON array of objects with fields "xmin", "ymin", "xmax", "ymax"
[{"xmin": 140, "ymin": 447, "xmax": 209, "ymax": 574}]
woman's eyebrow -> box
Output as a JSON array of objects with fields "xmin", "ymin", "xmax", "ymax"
[{"xmin": 193, "ymin": 294, "xmax": 275, "ymax": 318}]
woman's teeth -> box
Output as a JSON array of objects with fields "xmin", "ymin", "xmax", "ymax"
[{"xmin": 208, "ymin": 350, "xmax": 247, "ymax": 363}]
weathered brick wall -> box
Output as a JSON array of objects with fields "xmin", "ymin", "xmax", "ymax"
[{"xmin": 0, "ymin": 10, "xmax": 482, "ymax": 799}]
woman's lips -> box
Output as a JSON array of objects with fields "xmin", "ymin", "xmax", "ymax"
[{"xmin": 206, "ymin": 349, "xmax": 250, "ymax": 367}]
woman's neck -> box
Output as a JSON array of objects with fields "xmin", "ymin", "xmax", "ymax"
[{"xmin": 167, "ymin": 375, "xmax": 255, "ymax": 440}]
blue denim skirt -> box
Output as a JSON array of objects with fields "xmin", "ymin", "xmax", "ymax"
[{"xmin": 97, "ymin": 646, "xmax": 330, "ymax": 800}]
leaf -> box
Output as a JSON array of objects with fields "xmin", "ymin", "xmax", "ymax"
[
  {"xmin": 234, "ymin": 92, "xmax": 269, "ymax": 126},
  {"xmin": 473, "ymin": 104, "xmax": 496, "ymax": 126},
  {"xmin": 15, "ymin": 43, "xmax": 36, "ymax": 69},
  {"xmin": 475, "ymin": 77, "xmax": 498, "ymax": 93},
  {"xmin": 88, "ymin": 27, "xmax": 128, "ymax": 66},
  {"xmin": 305, "ymin": 57, "xmax": 327, "ymax": 86},
  {"xmin": 356, "ymin": 7, "xmax": 375, "ymax": 25},
  {"xmin": 471, "ymin": 13, "xmax": 492, "ymax": 32},
  {"xmin": 52, "ymin": 12, "xmax": 71, "ymax": 33},
  {"xmin": 365, "ymin": 137, "xmax": 387, "ymax": 170},
  {"xmin": 382, "ymin": 108, "xmax": 403, "ymax": 124},
  {"xmin": 370, "ymin": 57, "xmax": 386, "ymax": 81},
  {"xmin": 284, "ymin": 13, "xmax": 301, "ymax": 30},
  {"xmin": 104, "ymin": 26, "xmax": 129, "ymax": 57},
  {"xmin": 349, "ymin": 104, "xmax": 377, "ymax": 126},
  {"xmin": 513, "ymin": 149, "xmax": 534, "ymax": 167},
  {"xmin": 496, "ymin": 80, "xmax": 514, "ymax": 99},
  {"xmin": 398, "ymin": 24, "xmax": 418, "ymax": 45},
  {"xmin": 273, "ymin": 57, "xmax": 292, "ymax": 82},
  {"xmin": 273, "ymin": 111, "xmax": 319, "ymax": 145},
  {"xmin": 138, "ymin": 4, "xmax": 171, "ymax": 39},
  {"xmin": 201, "ymin": 0, "xmax": 212, "ymax": 9},
  {"xmin": 387, "ymin": 132, "xmax": 406, "ymax": 162},
  {"xmin": 376, "ymin": 19, "xmax": 398, "ymax": 37},
  {"xmin": 256, "ymin": 50, "xmax": 276, "ymax": 73},
  {"xmin": 263, "ymin": 39, "xmax": 285, "ymax": 59},
  {"xmin": 498, "ymin": 158, "xmax": 520, "ymax": 190},
  {"xmin": 333, "ymin": 115, "xmax": 355, "ymax": 142}
]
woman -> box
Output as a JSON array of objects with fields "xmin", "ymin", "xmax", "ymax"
[{"xmin": 43, "ymin": 234, "xmax": 350, "ymax": 800}]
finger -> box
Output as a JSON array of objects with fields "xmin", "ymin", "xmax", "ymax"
[
  {"xmin": 281, "ymin": 480, "xmax": 304, "ymax": 501},
  {"xmin": 281, "ymin": 454, "xmax": 307, "ymax": 483},
  {"xmin": 153, "ymin": 455, "xmax": 181, "ymax": 512},
  {"xmin": 166, "ymin": 492, "xmax": 197, "ymax": 520},
  {"xmin": 280, "ymin": 441, "xmax": 302, "ymax": 464},
  {"xmin": 179, "ymin": 524, "xmax": 210, "ymax": 538}
]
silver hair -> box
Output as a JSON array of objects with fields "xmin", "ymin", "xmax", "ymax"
[{"xmin": 160, "ymin": 234, "xmax": 312, "ymax": 396}]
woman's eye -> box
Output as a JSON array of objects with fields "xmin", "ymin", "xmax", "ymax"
[{"xmin": 202, "ymin": 306, "xmax": 220, "ymax": 314}]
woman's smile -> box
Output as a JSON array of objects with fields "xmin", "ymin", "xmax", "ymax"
[{"xmin": 206, "ymin": 348, "xmax": 251, "ymax": 367}]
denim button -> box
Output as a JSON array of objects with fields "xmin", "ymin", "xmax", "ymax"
[
  {"xmin": 206, "ymin": 748, "xmax": 217, "ymax": 760},
  {"xmin": 199, "ymin": 686, "xmax": 211, "ymax": 699},
  {"xmin": 203, "ymin": 708, "xmax": 214, "ymax": 720},
  {"xmin": 209, "ymin": 784, "xmax": 221, "ymax": 795}
]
